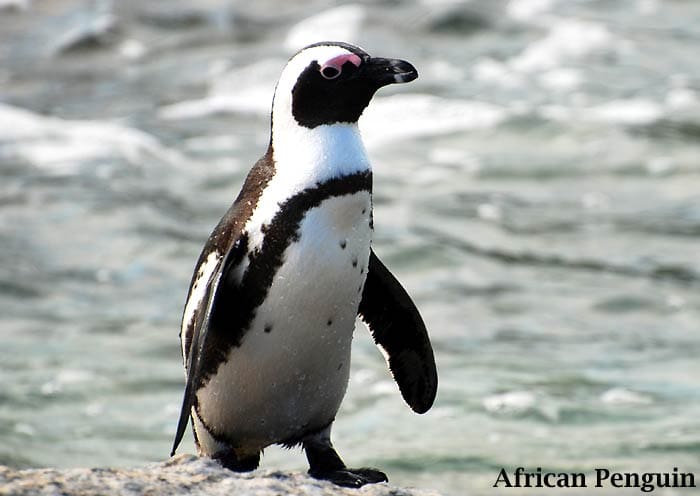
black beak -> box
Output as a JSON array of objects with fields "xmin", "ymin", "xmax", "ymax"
[{"xmin": 363, "ymin": 57, "xmax": 418, "ymax": 87}]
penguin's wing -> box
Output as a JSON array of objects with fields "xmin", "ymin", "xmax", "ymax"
[
  {"xmin": 170, "ymin": 249, "xmax": 227, "ymax": 456},
  {"xmin": 358, "ymin": 249, "xmax": 438, "ymax": 414},
  {"xmin": 170, "ymin": 150, "xmax": 274, "ymax": 456}
]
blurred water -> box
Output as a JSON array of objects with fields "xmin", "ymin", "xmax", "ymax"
[{"xmin": 1, "ymin": 1, "xmax": 700, "ymax": 495}]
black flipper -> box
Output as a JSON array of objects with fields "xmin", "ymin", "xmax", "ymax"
[
  {"xmin": 358, "ymin": 249, "xmax": 438, "ymax": 414},
  {"xmin": 170, "ymin": 255, "xmax": 225, "ymax": 457}
]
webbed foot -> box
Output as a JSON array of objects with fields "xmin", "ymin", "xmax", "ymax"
[
  {"xmin": 303, "ymin": 423, "xmax": 388, "ymax": 488},
  {"xmin": 309, "ymin": 467, "xmax": 388, "ymax": 488}
]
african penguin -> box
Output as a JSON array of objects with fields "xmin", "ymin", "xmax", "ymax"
[{"xmin": 171, "ymin": 41, "xmax": 438, "ymax": 488}]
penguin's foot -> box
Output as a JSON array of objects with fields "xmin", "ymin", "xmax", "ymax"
[
  {"xmin": 212, "ymin": 448, "xmax": 260, "ymax": 472},
  {"xmin": 302, "ymin": 424, "xmax": 388, "ymax": 488},
  {"xmin": 309, "ymin": 467, "xmax": 388, "ymax": 488}
]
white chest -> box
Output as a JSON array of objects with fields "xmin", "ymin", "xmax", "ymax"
[
  {"xmin": 242, "ymin": 123, "xmax": 371, "ymax": 259},
  {"xmin": 197, "ymin": 190, "xmax": 372, "ymax": 449}
]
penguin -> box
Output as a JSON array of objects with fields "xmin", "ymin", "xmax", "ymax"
[{"xmin": 170, "ymin": 41, "xmax": 437, "ymax": 488}]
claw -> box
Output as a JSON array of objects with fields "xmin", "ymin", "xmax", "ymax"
[
  {"xmin": 350, "ymin": 468, "xmax": 389, "ymax": 484},
  {"xmin": 309, "ymin": 467, "xmax": 388, "ymax": 488}
]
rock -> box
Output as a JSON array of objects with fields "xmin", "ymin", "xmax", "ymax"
[{"xmin": 0, "ymin": 454, "xmax": 444, "ymax": 496}]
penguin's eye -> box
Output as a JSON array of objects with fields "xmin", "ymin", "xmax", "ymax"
[
  {"xmin": 320, "ymin": 65, "xmax": 341, "ymax": 80},
  {"xmin": 318, "ymin": 53, "xmax": 362, "ymax": 81}
]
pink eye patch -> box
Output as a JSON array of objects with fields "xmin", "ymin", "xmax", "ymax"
[{"xmin": 320, "ymin": 53, "xmax": 362, "ymax": 79}]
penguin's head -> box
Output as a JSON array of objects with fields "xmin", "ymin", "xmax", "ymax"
[{"xmin": 272, "ymin": 41, "xmax": 418, "ymax": 130}]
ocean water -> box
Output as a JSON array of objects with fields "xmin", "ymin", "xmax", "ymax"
[{"xmin": 1, "ymin": 1, "xmax": 700, "ymax": 495}]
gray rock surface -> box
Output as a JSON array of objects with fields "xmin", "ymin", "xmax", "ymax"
[{"xmin": 0, "ymin": 454, "xmax": 443, "ymax": 496}]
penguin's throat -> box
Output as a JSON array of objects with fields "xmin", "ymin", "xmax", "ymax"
[{"xmin": 271, "ymin": 122, "xmax": 371, "ymax": 185}]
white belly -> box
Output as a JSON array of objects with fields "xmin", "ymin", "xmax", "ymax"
[{"xmin": 196, "ymin": 191, "xmax": 372, "ymax": 452}]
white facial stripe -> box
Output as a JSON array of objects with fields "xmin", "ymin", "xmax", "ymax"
[{"xmin": 276, "ymin": 46, "xmax": 358, "ymax": 95}]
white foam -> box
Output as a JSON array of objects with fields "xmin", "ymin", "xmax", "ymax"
[
  {"xmin": 0, "ymin": 0, "xmax": 30, "ymax": 11},
  {"xmin": 13, "ymin": 423, "xmax": 36, "ymax": 436},
  {"xmin": 538, "ymin": 67, "xmax": 583, "ymax": 91},
  {"xmin": 84, "ymin": 402, "xmax": 105, "ymax": 417},
  {"xmin": 158, "ymin": 59, "xmax": 280, "ymax": 120},
  {"xmin": 284, "ymin": 4, "xmax": 366, "ymax": 52},
  {"xmin": 637, "ymin": 0, "xmax": 660, "ymax": 15},
  {"xmin": 360, "ymin": 93, "xmax": 507, "ymax": 148},
  {"xmin": 540, "ymin": 98, "xmax": 664, "ymax": 125},
  {"xmin": 511, "ymin": 19, "xmax": 612, "ymax": 72},
  {"xmin": 507, "ymin": 0, "xmax": 557, "ymax": 21},
  {"xmin": 0, "ymin": 103, "xmax": 183, "ymax": 173},
  {"xmin": 159, "ymin": 91, "xmax": 271, "ymax": 120},
  {"xmin": 483, "ymin": 390, "xmax": 537, "ymax": 414},
  {"xmin": 584, "ymin": 99, "xmax": 663, "ymax": 125},
  {"xmin": 473, "ymin": 18, "xmax": 607, "ymax": 90},
  {"xmin": 646, "ymin": 156, "xmax": 675, "ymax": 176},
  {"xmin": 472, "ymin": 57, "xmax": 523, "ymax": 88},
  {"xmin": 477, "ymin": 203, "xmax": 502, "ymax": 221},
  {"xmin": 666, "ymin": 87, "xmax": 698, "ymax": 109},
  {"xmin": 418, "ymin": 0, "xmax": 465, "ymax": 5},
  {"xmin": 601, "ymin": 388, "xmax": 653, "ymax": 406},
  {"xmin": 183, "ymin": 134, "xmax": 242, "ymax": 153},
  {"xmin": 351, "ymin": 368, "xmax": 376, "ymax": 385},
  {"xmin": 40, "ymin": 369, "xmax": 96, "ymax": 395},
  {"xmin": 480, "ymin": 64, "xmax": 580, "ymax": 92},
  {"xmin": 425, "ymin": 59, "xmax": 467, "ymax": 83},
  {"xmin": 370, "ymin": 380, "xmax": 397, "ymax": 396},
  {"xmin": 581, "ymin": 191, "xmax": 610, "ymax": 210},
  {"xmin": 429, "ymin": 147, "xmax": 482, "ymax": 173},
  {"xmin": 119, "ymin": 39, "xmax": 147, "ymax": 60}
]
